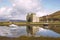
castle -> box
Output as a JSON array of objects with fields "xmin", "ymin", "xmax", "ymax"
[{"xmin": 26, "ymin": 13, "xmax": 40, "ymax": 36}]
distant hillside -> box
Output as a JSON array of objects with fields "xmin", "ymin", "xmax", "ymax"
[
  {"xmin": 47, "ymin": 11, "xmax": 60, "ymax": 19},
  {"xmin": 9, "ymin": 20, "xmax": 26, "ymax": 22},
  {"xmin": 40, "ymin": 11, "xmax": 60, "ymax": 21},
  {"xmin": 0, "ymin": 19, "xmax": 26, "ymax": 22},
  {"xmin": 0, "ymin": 19, "xmax": 9, "ymax": 22}
]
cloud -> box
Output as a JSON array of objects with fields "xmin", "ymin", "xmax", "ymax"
[
  {"xmin": 0, "ymin": 0, "xmax": 59, "ymax": 20},
  {"xmin": 14, "ymin": 0, "xmax": 42, "ymax": 12},
  {"xmin": 0, "ymin": 0, "xmax": 51, "ymax": 20},
  {"xmin": 0, "ymin": 0, "xmax": 49, "ymax": 20},
  {"xmin": 9, "ymin": 0, "xmax": 43, "ymax": 20},
  {"xmin": 0, "ymin": 7, "xmax": 12, "ymax": 19}
]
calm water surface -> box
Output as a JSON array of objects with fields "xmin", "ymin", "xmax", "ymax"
[{"xmin": 0, "ymin": 26, "xmax": 60, "ymax": 38}]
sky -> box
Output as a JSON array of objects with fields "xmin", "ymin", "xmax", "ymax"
[{"xmin": 0, "ymin": 0, "xmax": 60, "ymax": 20}]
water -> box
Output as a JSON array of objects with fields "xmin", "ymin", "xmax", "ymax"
[
  {"xmin": 0, "ymin": 26, "xmax": 60, "ymax": 38},
  {"xmin": 36, "ymin": 28, "xmax": 60, "ymax": 37}
]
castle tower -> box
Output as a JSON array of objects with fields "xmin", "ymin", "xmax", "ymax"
[{"xmin": 26, "ymin": 13, "xmax": 39, "ymax": 36}]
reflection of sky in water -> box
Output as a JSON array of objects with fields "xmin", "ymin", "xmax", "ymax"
[
  {"xmin": 0, "ymin": 26, "xmax": 60, "ymax": 38},
  {"xmin": 36, "ymin": 28, "xmax": 60, "ymax": 37}
]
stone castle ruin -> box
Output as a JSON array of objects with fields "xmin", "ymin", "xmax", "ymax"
[{"xmin": 26, "ymin": 13, "xmax": 39, "ymax": 36}]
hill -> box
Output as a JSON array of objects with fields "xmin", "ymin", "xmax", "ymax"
[
  {"xmin": 47, "ymin": 11, "xmax": 60, "ymax": 19},
  {"xmin": 9, "ymin": 20, "xmax": 26, "ymax": 22},
  {"xmin": 39, "ymin": 11, "xmax": 60, "ymax": 21},
  {"xmin": 0, "ymin": 19, "xmax": 26, "ymax": 22}
]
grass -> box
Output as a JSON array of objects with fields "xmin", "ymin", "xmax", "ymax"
[
  {"xmin": 0, "ymin": 36, "xmax": 60, "ymax": 40},
  {"xmin": 50, "ymin": 26, "xmax": 60, "ymax": 34}
]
